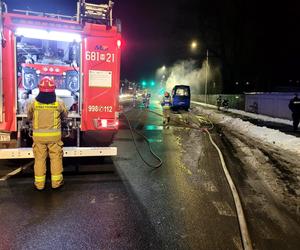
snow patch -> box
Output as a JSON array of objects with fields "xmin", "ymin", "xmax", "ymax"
[{"xmin": 194, "ymin": 106, "xmax": 300, "ymax": 156}]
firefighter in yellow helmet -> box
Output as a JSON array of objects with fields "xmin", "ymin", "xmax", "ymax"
[
  {"xmin": 161, "ymin": 91, "xmax": 172, "ymax": 125},
  {"xmin": 27, "ymin": 77, "xmax": 68, "ymax": 190}
]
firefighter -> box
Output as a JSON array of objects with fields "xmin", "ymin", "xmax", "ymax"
[
  {"xmin": 161, "ymin": 91, "xmax": 172, "ymax": 125},
  {"xmin": 216, "ymin": 95, "xmax": 222, "ymax": 110},
  {"xmin": 143, "ymin": 89, "xmax": 151, "ymax": 108},
  {"xmin": 288, "ymin": 93, "xmax": 300, "ymax": 131},
  {"xmin": 27, "ymin": 77, "xmax": 68, "ymax": 190},
  {"xmin": 222, "ymin": 98, "xmax": 229, "ymax": 110},
  {"xmin": 132, "ymin": 91, "xmax": 137, "ymax": 107}
]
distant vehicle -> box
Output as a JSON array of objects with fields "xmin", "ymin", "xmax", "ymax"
[{"xmin": 171, "ymin": 85, "xmax": 190, "ymax": 111}]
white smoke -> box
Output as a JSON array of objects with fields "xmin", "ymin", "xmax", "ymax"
[{"xmin": 156, "ymin": 60, "xmax": 222, "ymax": 95}]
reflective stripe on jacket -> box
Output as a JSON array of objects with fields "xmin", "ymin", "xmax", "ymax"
[{"xmin": 27, "ymin": 99, "xmax": 68, "ymax": 142}]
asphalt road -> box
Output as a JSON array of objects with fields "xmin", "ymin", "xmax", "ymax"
[
  {"xmin": 0, "ymin": 99, "xmax": 299, "ymax": 250},
  {"xmin": 0, "ymin": 157, "xmax": 160, "ymax": 250},
  {"xmin": 112, "ymin": 99, "xmax": 300, "ymax": 249},
  {"xmin": 113, "ymin": 102, "xmax": 242, "ymax": 249}
]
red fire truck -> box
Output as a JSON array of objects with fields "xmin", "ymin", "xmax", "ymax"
[{"xmin": 0, "ymin": 0, "xmax": 122, "ymax": 158}]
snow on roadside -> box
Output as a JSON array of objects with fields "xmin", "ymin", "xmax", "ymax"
[
  {"xmin": 192, "ymin": 102, "xmax": 300, "ymax": 217},
  {"xmin": 192, "ymin": 102, "xmax": 300, "ymax": 156},
  {"xmin": 192, "ymin": 101, "xmax": 293, "ymax": 124}
]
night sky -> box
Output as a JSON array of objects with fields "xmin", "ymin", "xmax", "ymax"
[{"xmin": 6, "ymin": 0, "xmax": 300, "ymax": 92}]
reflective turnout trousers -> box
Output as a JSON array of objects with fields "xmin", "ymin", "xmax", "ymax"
[
  {"xmin": 161, "ymin": 96, "xmax": 172, "ymax": 124},
  {"xmin": 163, "ymin": 108, "xmax": 171, "ymax": 124},
  {"xmin": 33, "ymin": 141, "xmax": 64, "ymax": 189},
  {"xmin": 27, "ymin": 99, "xmax": 68, "ymax": 190}
]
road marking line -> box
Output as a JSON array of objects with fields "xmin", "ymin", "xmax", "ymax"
[
  {"xmin": 179, "ymin": 164, "xmax": 193, "ymax": 175},
  {"xmin": 203, "ymin": 181, "xmax": 218, "ymax": 192},
  {"xmin": 212, "ymin": 201, "xmax": 236, "ymax": 217},
  {"xmin": 0, "ymin": 161, "xmax": 34, "ymax": 181},
  {"xmin": 197, "ymin": 168, "xmax": 207, "ymax": 176}
]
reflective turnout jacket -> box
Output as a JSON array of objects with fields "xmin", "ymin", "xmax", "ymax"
[
  {"xmin": 27, "ymin": 99, "xmax": 68, "ymax": 142},
  {"xmin": 161, "ymin": 96, "xmax": 172, "ymax": 109}
]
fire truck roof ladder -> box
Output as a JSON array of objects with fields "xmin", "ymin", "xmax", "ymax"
[
  {"xmin": 12, "ymin": 9, "xmax": 77, "ymax": 21},
  {"xmin": 77, "ymin": 0, "xmax": 114, "ymax": 26}
]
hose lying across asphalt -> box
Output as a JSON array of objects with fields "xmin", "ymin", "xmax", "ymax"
[
  {"xmin": 123, "ymin": 103, "xmax": 252, "ymax": 250},
  {"xmin": 0, "ymin": 161, "xmax": 34, "ymax": 181},
  {"xmin": 175, "ymin": 108, "xmax": 252, "ymax": 250},
  {"xmin": 204, "ymin": 129, "xmax": 253, "ymax": 250},
  {"xmin": 179, "ymin": 109, "xmax": 253, "ymax": 250},
  {"xmin": 121, "ymin": 112, "xmax": 163, "ymax": 169}
]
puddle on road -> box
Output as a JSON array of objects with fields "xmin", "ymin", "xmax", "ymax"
[
  {"xmin": 144, "ymin": 125, "xmax": 164, "ymax": 131},
  {"xmin": 148, "ymin": 139, "xmax": 163, "ymax": 143}
]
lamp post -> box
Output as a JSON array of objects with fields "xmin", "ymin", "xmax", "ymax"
[
  {"xmin": 205, "ymin": 49, "xmax": 208, "ymax": 104},
  {"xmin": 190, "ymin": 41, "xmax": 209, "ymax": 103}
]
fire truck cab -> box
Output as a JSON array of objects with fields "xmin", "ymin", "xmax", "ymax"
[{"xmin": 0, "ymin": 0, "xmax": 122, "ymax": 158}]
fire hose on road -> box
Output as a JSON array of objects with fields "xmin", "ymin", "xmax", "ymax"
[{"xmin": 124, "ymin": 104, "xmax": 253, "ymax": 250}]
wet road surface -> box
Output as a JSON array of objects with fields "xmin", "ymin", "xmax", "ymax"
[
  {"xmin": 0, "ymin": 158, "xmax": 161, "ymax": 250},
  {"xmin": 113, "ymin": 100, "xmax": 300, "ymax": 250},
  {"xmin": 113, "ymin": 103, "xmax": 242, "ymax": 249},
  {"xmin": 1, "ymin": 99, "xmax": 300, "ymax": 249}
]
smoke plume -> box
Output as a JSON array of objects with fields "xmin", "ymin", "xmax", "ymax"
[{"xmin": 156, "ymin": 60, "xmax": 222, "ymax": 95}]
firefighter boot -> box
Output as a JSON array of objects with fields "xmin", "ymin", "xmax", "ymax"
[
  {"xmin": 51, "ymin": 174, "xmax": 64, "ymax": 189},
  {"xmin": 35, "ymin": 175, "xmax": 46, "ymax": 190}
]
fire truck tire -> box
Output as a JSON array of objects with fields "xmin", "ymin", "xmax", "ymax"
[{"xmin": 80, "ymin": 131, "xmax": 115, "ymax": 147}]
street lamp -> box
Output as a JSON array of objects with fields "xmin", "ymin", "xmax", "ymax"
[
  {"xmin": 190, "ymin": 41, "xmax": 209, "ymax": 103},
  {"xmin": 205, "ymin": 49, "xmax": 209, "ymax": 104},
  {"xmin": 191, "ymin": 41, "xmax": 198, "ymax": 50}
]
